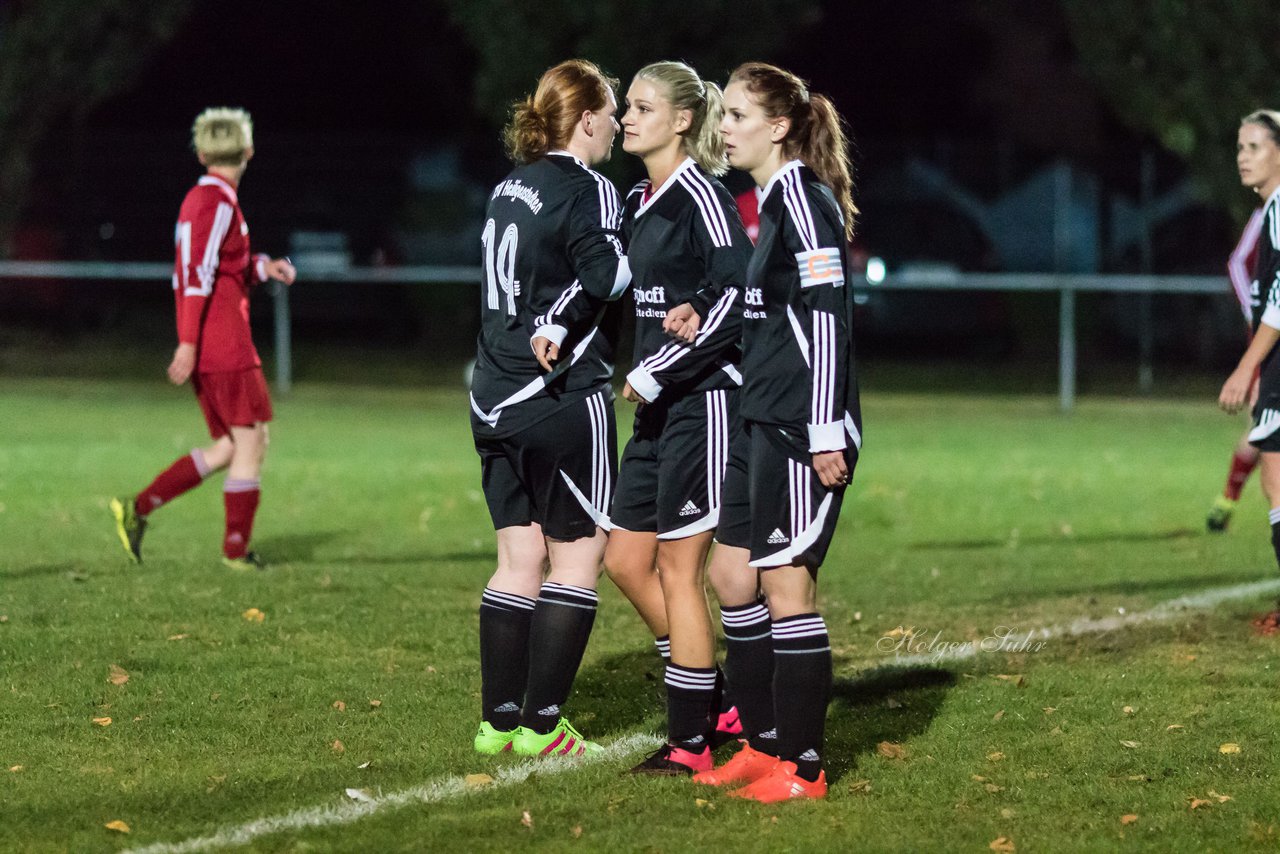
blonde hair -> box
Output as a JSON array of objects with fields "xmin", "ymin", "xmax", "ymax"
[
  {"xmin": 192, "ymin": 107, "xmax": 254, "ymax": 166},
  {"xmin": 504, "ymin": 59, "xmax": 619, "ymax": 164},
  {"xmin": 729, "ymin": 63, "xmax": 858, "ymax": 240},
  {"xmin": 635, "ymin": 61, "xmax": 726, "ymax": 176},
  {"xmin": 1242, "ymin": 109, "xmax": 1280, "ymax": 145}
]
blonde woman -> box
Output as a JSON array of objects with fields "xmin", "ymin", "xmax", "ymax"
[
  {"xmin": 604, "ymin": 60, "xmax": 753, "ymax": 774},
  {"xmin": 111, "ymin": 108, "xmax": 295, "ymax": 570}
]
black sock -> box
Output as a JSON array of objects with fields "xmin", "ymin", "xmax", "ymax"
[
  {"xmin": 713, "ymin": 664, "xmax": 733, "ymax": 715},
  {"xmin": 722, "ymin": 599, "xmax": 777, "ymax": 753},
  {"xmin": 479, "ymin": 588, "xmax": 535, "ymax": 731},
  {"xmin": 665, "ymin": 663, "xmax": 717, "ymax": 750},
  {"xmin": 654, "ymin": 634, "xmax": 671, "ymax": 663},
  {"xmin": 772, "ymin": 612, "xmax": 832, "ymax": 782},
  {"xmin": 519, "ymin": 582, "xmax": 598, "ymax": 734},
  {"xmin": 1270, "ymin": 508, "xmax": 1280, "ymax": 569}
]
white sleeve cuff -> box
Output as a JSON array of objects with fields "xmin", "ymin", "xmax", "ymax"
[
  {"xmin": 254, "ymin": 254, "xmax": 269, "ymax": 282},
  {"xmin": 532, "ymin": 324, "xmax": 568, "ymax": 348},
  {"xmin": 1262, "ymin": 302, "xmax": 1280, "ymax": 330},
  {"xmin": 609, "ymin": 257, "xmax": 632, "ymax": 300},
  {"xmin": 808, "ymin": 421, "xmax": 847, "ymax": 453},
  {"xmin": 626, "ymin": 366, "xmax": 663, "ymax": 404}
]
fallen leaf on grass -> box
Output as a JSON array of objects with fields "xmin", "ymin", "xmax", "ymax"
[
  {"xmin": 242, "ymin": 608, "xmax": 265, "ymax": 623},
  {"xmin": 0, "ymin": 615, "xmax": 8, "ymax": 623},
  {"xmin": 332, "ymin": 701, "xmax": 346, "ymax": 712},
  {"xmin": 521, "ymin": 810, "xmax": 533, "ymax": 829},
  {"xmin": 166, "ymin": 633, "xmax": 189, "ymax": 641},
  {"xmin": 1207, "ymin": 791, "xmax": 1232, "ymax": 803},
  {"xmin": 1166, "ymin": 724, "xmax": 1184, "ymax": 731},
  {"xmin": 993, "ymin": 710, "xmax": 1005, "ymax": 721},
  {"xmin": 8, "ymin": 765, "xmax": 23, "ymax": 773},
  {"xmin": 1121, "ymin": 814, "xmax": 1138, "ymax": 825},
  {"xmin": 985, "ymin": 783, "xmax": 1005, "ymax": 793},
  {"xmin": 884, "ymin": 626, "xmax": 915, "ymax": 639},
  {"xmin": 971, "ymin": 775, "xmax": 988, "ymax": 782},
  {"xmin": 1122, "ymin": 706, "xmax": 1135, "ymax": 715},
  {"xmin": 1120, "ymin": 741, "xmax": 1140, "ymax": 749},
  {"xmin": 1127, "ymin": 775, "xmax": 1152, "ymax": 782},
  {"xmin": 994, "ymin": 674, "xmax": 1026, "ymax": 688},
  {"xmin": 989, "ymin": 836, "xmax": 1015, "ymax": 852},
  {"xmin": 1219, "ymin": 743, "xmax": 1241, "ymax": 754},
  {"xmin": 426, "ymin": 666, "xmax": 437, "ymax": 674},
  {"xmin": 104, "ymin": 820, "xmax": 130, "ymax": 833},
  {"xmin": 987, "ymin": 752, "xmax": 1005, "ymax": 762},
  {"xmin": 886, "ymin": 697, "xmax": 902, "ymax": 709},
  {"xmin": 1042, "ymin": 707, "xmax": 1057, "ymax": 715},
  {"xmin": 331, "ymin": 739, "xmax": 345, "ymax": 754},
  {"xmin": 345, "ymin": 788, "xmax": 375, "ymax": 803},
  {"xmin": 205, "ymin": 775, "xmax": 226, "ymax": 794},
  {"xmin": 357, "ymin": 761, "xmax": 372, "ymax": 769},
  {"xmin": 876, "ymin": 741, "xmax": 907, "ymax": 760},
  {"xmin": 464, "ymin": 774, "xmax": 494, "ymax": 788},
  {"xmin": 107, "ymin": 665, "xmax": 130, "ymax": 686},
  {"xmin": 92, "ymin": 717, "xmax": 112, "ymax": 727},
  {"xmin": 1189, "ymin": 798, "xmax": 1213, "ymax": 810},
  {"xmin": 1000, "ymin": 808, "xmax": 1016, "ymax": 819},
  {"xmin": 571, "ymin": 825, "xmax": 583, "ymax": 838},
  {"xmin": 369, "ymin": 699, "xmax": 382, "ymax": 709},
  {"xmin": 694, "ymin": 798, "xmax": 715, "ymax": 810},
  {"xmin": 848, "ymin": 779, "xmax": 872, "ymax": 794},
  {"xmin": 1049, "ymin": 726, "xmax": 1063, "ymax": 736}
]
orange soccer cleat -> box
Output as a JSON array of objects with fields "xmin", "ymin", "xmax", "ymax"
[
  {"xmin": 726, "ymin": 760, "xmax": 827, "ymax": 803},
  {"xmin": 692, "ymin": 741, "xmax": 778, "ymax": 787}
]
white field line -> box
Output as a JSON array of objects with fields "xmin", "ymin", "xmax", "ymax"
[
  {"xmin": 122, "ymin": 732, "xmax": 657, "ymax": 854},
  {"xmin": 877, "ymin": 577, "xmax": 1280, "ymax": 668}
]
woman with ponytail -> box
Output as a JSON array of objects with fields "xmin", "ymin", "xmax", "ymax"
[
  {"xmin": 470, "ymin": 59, "xmax": 631, "ymax": 759},
  {"xmin": 677, "ymin": 62, "xmax": 862, "ymax": 802},
  {"xmin": 603, "ymin": 60, "xmax": 754, "ymax": 775}
]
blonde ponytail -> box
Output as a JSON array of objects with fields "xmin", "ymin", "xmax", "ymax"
[{"xmin": 635, "ymin": 61, "xmax": 727, "ymax": 176}]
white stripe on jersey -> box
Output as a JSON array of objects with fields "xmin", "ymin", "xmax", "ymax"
[
  {"xmin": 1229, "ymin": 209, "xmax": 1265, "ymax": 319},
  {"xmin": 1268, "ymin": 187, "xmax": 1280, "ymax": 250},
  {"xmin": 786, "ymin": 305, "xmax": 811, "ymax": 368},
  {"xmin": 781, "ymin": 169, "xmax": 819, "ymax": 252},
  {"xmin": 811, "ymin": 310, "xmax": 837, "ymax": 427},
  {"xmin": 677, "ymin": 169, "xmax": 731, "ymax": 247},
  {"xmin": 535, "ymin": 280, "xmax": 582, "ymax": 328},
  {"xmin": 636, "ymin": 287, "xmax": 740, "ymax": 375},
  {"xmin": 189, "ymin": 202, "xmax": 232, "ymax": 296}
]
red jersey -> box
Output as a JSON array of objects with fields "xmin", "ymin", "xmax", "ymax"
[
  {"xmin": 735, "ymin": 187, "xmax": 763, "ymax": 245},
  {"xmin": 172, "ymin": 174, "xmax": 270, "ymax": 373}
]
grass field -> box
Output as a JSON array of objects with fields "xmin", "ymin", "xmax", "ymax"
[{"xmin": 2, "ymin": 376, "xmax": 1279, "ymax": 853}]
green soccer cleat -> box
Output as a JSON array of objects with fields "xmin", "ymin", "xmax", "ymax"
[
  {"xmin": 110, "ymin": 497, "xmax": 147, "ymax": 564},
  {"xmin": 222, "ymin": 551, "xmax": 266, "ymax": 572},
  {"xmin": 511, "ymin": 717, "xmax": 601, "ymax": 757},
  {"xmin": 1206, "ymin": 496, "xmax": 1236, "ymax": 532},
  {"xmin": 474, "ymin": 720, "xmax": 515, "ymax": 754}
]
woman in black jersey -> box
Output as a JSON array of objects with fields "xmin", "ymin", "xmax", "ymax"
[
  {"xmin": 603, "ymin": 60, "xmax": 753, "ymax": 775},
  {"xmin": 470, "ymin": 59, "xmax": 631, "ymax": 758},
  {"xmin": 676, "ymin": 62, "xmax": 862, "ymax": 802},
  {"xmin": 1219, "ymin": 109, "xmax": 1280, "ymax": 627}
]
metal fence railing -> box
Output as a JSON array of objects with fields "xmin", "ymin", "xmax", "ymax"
[{"xmin": 0, "ymin": 261, "xmax": 1231, "ymax": 411}]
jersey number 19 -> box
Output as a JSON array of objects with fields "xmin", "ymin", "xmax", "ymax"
[{"xmin": 481, "ymin": 218, "xmax": 519, "ymax": 316}]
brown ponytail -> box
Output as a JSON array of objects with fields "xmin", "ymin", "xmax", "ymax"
[
  {"xmin": 503, "ymin": 59, "xmax": 619, "ymax": 164},
  {"xmin": 728, "ymin": 63, "xmax": 858, "ymax": 240}
]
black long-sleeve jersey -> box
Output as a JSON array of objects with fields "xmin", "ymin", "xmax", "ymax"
[
  {"xmin": 741, "ymin": 161, "xmax": 862, "ymax": 455},
  {"xmin": 470, "ymin": 152, "xmax": 629, "ymax": 438},
  {"xmin": 621, "ymin": 157, "xmax": 752, "ymax": 404},
  {"xmin": 1248, "ymin": 186, "xmax": 1280, "ymax": 440}
]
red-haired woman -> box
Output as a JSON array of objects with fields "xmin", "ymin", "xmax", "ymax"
[{"xmin": 470, "ymin": 59, "xmax": 629, "ymax": 757}]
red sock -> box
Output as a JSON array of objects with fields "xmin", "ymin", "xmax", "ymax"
[
  {"xmin": 223, "ymin": 479, "xmax": 261, "ymax": 558},
  {"xmin": 1225, "ymin": 450, "xmax": 1259, "ymax": 501},
  {"xmin": 135, "ymin": 451, "xmax": 208, "ymax": 516}
]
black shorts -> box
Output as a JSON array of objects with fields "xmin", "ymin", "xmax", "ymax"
[
  {"xmin": 610, "ymin": 388, "xmax": 739, "ymax": 539},
  {"xmin": 718, "ymin": 421, "xmax": 857, "ymax": 571},
  {"xmin": 1249, "ymin": 394, "xmax": 1280, "ymax": 452},
  {"xmin": 473, "ymin": 390, "xmax": 616, "ymax": 541}
]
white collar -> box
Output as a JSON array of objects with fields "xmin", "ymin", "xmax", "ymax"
[
  {"xmin": 759, "ymin": 159, "xmax": 805, "ymax": 205},
  {"xmin": 198, "ymin": 174, "xmax": 238, "ymax": 204},
  {"xmin": 1265, "ymin": 184, "xmax": 1280, "ymax": 211},
  {"xmin": 635, "ymin": 156, "xmax": 698, "ymax": 217}
]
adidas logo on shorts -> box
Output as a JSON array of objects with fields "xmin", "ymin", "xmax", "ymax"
[
  {"xmin": 678, "ymin": 500, "xmax": 700, "ymax": 517},
  {"xmin": 767, "ymin": 528, "xmax": 789, "ymax": 544}
]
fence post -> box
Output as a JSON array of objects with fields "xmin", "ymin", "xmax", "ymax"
[
  {"xmin": 1059, "ymin": 286, "xmax": 1075, "ymax": 412},
  {"xmin": 271, "ymin": 280, "xmax": 292, "ymax": 395}
]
